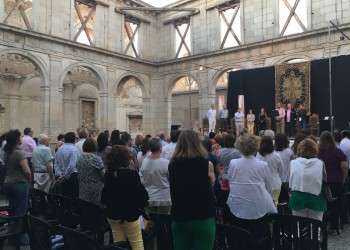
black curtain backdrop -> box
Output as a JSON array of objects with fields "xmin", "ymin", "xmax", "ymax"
[
  {"xmin": 227, "ymin": 66, "xmax": 275, "ymax": 130},
  {"xmin": 227, "ymin": 55, "xmax": 350, "ymax": 132}
]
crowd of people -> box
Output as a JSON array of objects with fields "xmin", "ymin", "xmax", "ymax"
[{"xmin": 0, "ymin": 125, "xmax": 349, "ymax": 249}]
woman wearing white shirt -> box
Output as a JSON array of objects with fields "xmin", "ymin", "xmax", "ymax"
[
  {"xmin": 227, "ymin": 134, "xmax": 276, "ymax": 242},
  {"xmin": 257, "ymin": 136, "xmax": 284, "ymax": 206},
  {"xmin": 274, "ymin": 133, "xmax": 294, "ymax": 203}
]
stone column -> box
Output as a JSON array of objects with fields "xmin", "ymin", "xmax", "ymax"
[
  {"xmin": 106, "ymin": 67, "xmax": 117, "ymax": 131},
  {"xmin": 142, "ymin": 97, "xmax": 151, "ymax": 135},
  {"xmin": 198, "ymin": 70, "xmax": 212, "ymax": 133},
  {"xmin": 148, "ymin": 74, "xmax": 168, "ymax": 135},
  {"xmin": 40, "ymin": 84, "xmax": 50, "ymax": 134},
  {"xmin": 98, "ymin": 92, "xmax": 108, "ymax": 132},
  {"xmin": 48, "ymin": 56, "xmax": 63, "ymax": 136}
]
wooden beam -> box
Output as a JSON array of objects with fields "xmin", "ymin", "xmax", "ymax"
[
  {"xmin": 119, "ymin": 7, "xmax": 198, "ymax": 12},
  {"xmin": 115, "ymin": 8, "xmax": 151, "ymax": 24},
  {"xmin": 163, "ymin": 10, "xmax": 200, "ymax": 25},
  {"xmin": 74, "ymin": 2, "xmax": 95, "ymax": 45}
]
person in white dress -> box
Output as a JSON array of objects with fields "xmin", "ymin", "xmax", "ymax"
[{"xmin": 207, "ymin": 104, "xmax": 217, "ymax": 133}]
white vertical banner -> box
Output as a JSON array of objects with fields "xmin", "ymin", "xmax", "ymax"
[{"xmin": 238, "ymin": 95, "xmax": 245, "ymax": 114}]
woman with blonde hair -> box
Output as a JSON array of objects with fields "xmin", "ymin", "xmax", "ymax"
[
  {"xmin": 169, "ymin": 130, "xmax": 216, "ymax": 250},
  {"xmin": 289, "ymin": 139, "xmax": 328, "ymax": 221}
]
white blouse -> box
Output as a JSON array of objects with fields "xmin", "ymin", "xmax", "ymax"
[
  {"xmin": 275, "ymin": 148, "xmax": 293, "ymax": 183},
  {"xmin": 227, "ymin": 156, "xmax": 277, "ymax": 220},
  {"xmin": 257, "ymin": 152, "xmax": 284, "ymax": 191}
]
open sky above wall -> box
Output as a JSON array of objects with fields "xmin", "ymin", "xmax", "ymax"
[{"xmin": 141, "ymin": 0, "xmax": 182, "ymax": 7}]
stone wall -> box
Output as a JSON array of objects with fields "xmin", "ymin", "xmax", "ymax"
[{"xmin": 0, "ymin": 0, "xmax": 350, "ymax": 138}]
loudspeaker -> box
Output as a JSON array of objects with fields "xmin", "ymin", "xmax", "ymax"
[
  {"xmin": 320, "ymin": 119, "xmax": 334, "ymax": 133},
  {"xmin": 171, "ymin": 125, "xmax": 181, "ymax": 131}
]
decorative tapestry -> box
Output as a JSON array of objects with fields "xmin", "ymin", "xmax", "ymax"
[{"xmin": 275, "ymin": 61, "xmax": 310, "ymax": 111}]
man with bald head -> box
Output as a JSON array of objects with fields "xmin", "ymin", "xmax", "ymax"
[{"xmin": 32, "ymin": 134, "xmax": 55, "ymax": 193}]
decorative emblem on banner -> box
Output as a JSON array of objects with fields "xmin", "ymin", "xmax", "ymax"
[{"xmin": 275, "ymin": 61, "xmax": 310, "ymax": 110}]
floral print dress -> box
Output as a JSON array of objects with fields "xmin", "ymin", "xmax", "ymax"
[{"xmin": 77, "ymin": 154, "xmax": 104, "ymax": 204}]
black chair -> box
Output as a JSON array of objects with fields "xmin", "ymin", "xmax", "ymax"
[
  {"xmin": 269, "ymin": 213, "xmax": 327, "ymax": 250},
  {"xmin": 0, "ymin": 215, "xmax": 26, "ymax": 250},
  {"xmin": 149, "ymin": 213, "xmax": 173, "ymax": 250},
  {"xmin": 49, "ymin": 193, "xmax": 79, "ymax": 229},
  {"xmin": 58, "ymin": 225, "xmax": 128, "ymax": 250},
  {"xmin": 27, "ymin": 215, "xmax": 64, "ymax": 250},
  {"xmin": 30, "ymin": 188, "xmax": 52, "ymax": 219},
  {"xmin": 214, "ymin": 223, "xmax": 256, "ymax": 250},
  {"xmin": 75, "ymin": 198, "xmax": 113, "ymax": 245}
]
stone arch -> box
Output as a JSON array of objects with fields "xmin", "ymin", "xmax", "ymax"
[
  {"xmin": 166, "ymin": 73, "xmax": 200, "ymax": 100},
  {"xmin": 209, "ymin": 66, "xmax": 245, "ymax": 96},
  {"xmin": 59, "ymin": 62, "xmax": 107, "ymax": 93},
  {"xmin": 0, "ymin": 48, "xmax": 49, "ymax": 85},
  {"xmin": 115, "ymin": 72, "xmax": 149, "ymax": 99},
  {"xmin": 268, "ymin": 54, "xmax": 313, "ymax": 66}
]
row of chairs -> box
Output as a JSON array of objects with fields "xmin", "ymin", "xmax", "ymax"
[{"xmin": 0, "ymin": 188, "xmax": 328, "ymax": 250}]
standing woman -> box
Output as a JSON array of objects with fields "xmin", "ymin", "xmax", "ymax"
[
  {"xmin": 274, "ymin": 133, "xmax": 294, "ymax": 203},
  {"xmin": 318, "ymin": 131, "xmax": 348, "ymax": 230},
  {"xmin": 169, "ymin": 130, "xmax": 216, "ymax": 250},
  {"xmin": 102, "ymin": 145, "xmax": 149, "ymax": 250},
  {"xmin": 96, "ymin": 132, "xmax": 112, "ymax": 169},
  {"xmin": 258, "ymin": 108, "xmax": 267, "ymax": 132},
  {"xmin": 77, "ymin": 139, "xmax": 105, "ymax": 204},
  {"xmin": 289, "ymin": 139, "xmax": 328, "ymax": 221},
  {"xmin": 3, "ymin": 129, "xmax": 31, "ymax": 245},
  {"xmin": 226, "ymin": 134, "xmax": 276, "ymax": 243},
  {"xmin": 256, "ymin": 136, "xmax": 284, "ymax": 206}
]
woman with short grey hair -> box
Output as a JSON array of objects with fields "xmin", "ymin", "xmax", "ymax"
[
  {"xmin": 139, "ymin": 137, "xmax": 171, "ymax": 214},
  {"xmin": 226, "ymin": 133, "xmax": 276, "ymax": 243}
]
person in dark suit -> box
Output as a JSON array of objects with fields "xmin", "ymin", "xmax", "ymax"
[
  {"xmin": 285, "ymin": 103, "xmax": 296, "ymax": 137},
  {"xmin": 297, "ymin": 104, "xmax": 308, "ymax": 130}
]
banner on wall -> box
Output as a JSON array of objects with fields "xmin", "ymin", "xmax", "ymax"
[{"xmin": 275, "ymin": 61, "xmax": 311, "ymax": 111}]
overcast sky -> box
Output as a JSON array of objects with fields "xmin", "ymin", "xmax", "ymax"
[{"xmin": 142, "ymin": 0, "xmax": 179, "ymax": 7}]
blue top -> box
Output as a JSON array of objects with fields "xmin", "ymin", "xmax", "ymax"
[
  {"xmin": 32, "ymin": 144, "xmax": 54, "ymax": 172},
  {"xmin": 219, "ymin": 109, "xmax": 229, "ymax": 119},
  {"xmin": 54, "ymin": 143, "xmax": 80, "ymax": 179}
]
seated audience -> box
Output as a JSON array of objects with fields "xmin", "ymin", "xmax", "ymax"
[
  {"xmin": 257, "ymin": 136, "xmax": 284, "ymax": 206},
  {"xmin": 77, "ymin": 139, "xmax": 104, "ymax": 204},
  {"xmin": 226, "ymin": 134, "xmax": 276, "ymax": 242},
  {"xmin": 169, "ymin": 130, "xmax": 216, "ymax": 250},
  {"xmin": 140, "ymin": 137, "xmax": 171, "ymax": 214},
  {"xmin": 289, "ymin": 139, "xmax": 328, "ymax": 221},
  {"xmin": 102, "ymin": 145, "xmax": 149, "ymax": 250}
]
